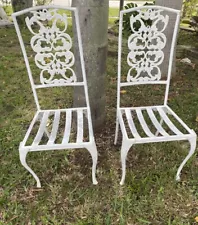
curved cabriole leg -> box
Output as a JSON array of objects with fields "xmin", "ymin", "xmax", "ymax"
[
  {"xmin": 19, "ymin": 146, "xmax": 41, "ymax": 188},
  {"xmin": 114, "ymin": 118, "xmax": 119, "ymax": 145},
  {"xmin": 120, "ymin": 140, "xmax": 132, "ymax": 185},
  {"xmin": 176, "ymin": 134, "xmax": 197, "ymax": 181},
  {"xmin": 86, "ymin": 143, "xmax": 98, "ymax": 185}
]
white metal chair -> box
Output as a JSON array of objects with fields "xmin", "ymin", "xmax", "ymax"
[
  {"xmin": 115, "ymin": 6, "xmax": 197, "ymax": 185},
  {"xmin": 12, "ymin": 6, "xmax": 98, "ymax": 187}
]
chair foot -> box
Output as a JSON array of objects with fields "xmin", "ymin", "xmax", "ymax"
[
  {"xmin": 19, "ymin": 146, "xmax": 41, "ymax": 188},
  {"xmin": 176, "ymin": 134, "xmax": 197, "ymax": 181},
  {"xmin": 120, "ymin": 140, "xmax": 132, "ymax": 185},
  {"xmin": 176, "ymin": 174, "xmax": 180, "ymax": 182},
  {"xmin": 86, "ymin": 143, "xmax": 98, "ymax": 185}
]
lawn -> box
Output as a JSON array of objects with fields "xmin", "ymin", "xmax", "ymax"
[
  {"xmin": 109, "ymin": 7, "xmax": 119, "ymax": 18},
  {"xmin": 0, "ymin": 23, "xmax": 198, "ymax": 225}
]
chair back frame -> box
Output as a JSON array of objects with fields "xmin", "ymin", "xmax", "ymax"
[
  {"xmin": 12, "ymin": 6, "xmax": 91, "ymax": 111},
  {"xmin": 117, "ymin": 6, "xmax": 181, "ymax": 110}
]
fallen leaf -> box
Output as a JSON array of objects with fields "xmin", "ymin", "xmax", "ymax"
[
  {"xmin": 195, "ymin": 216, "xmax": 198, "ymax": 222},
  {"xmin": 120, "ymin": 90, "xmax": 127, "ymax": 94},
  {"xmin": 195, "ymin": 115, "xmax": 198, "ymax": 122}
]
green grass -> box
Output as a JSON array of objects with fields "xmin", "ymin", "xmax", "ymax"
[
  {"xmin": 1, "ymin": 25, "xmax": 198, "ymax": 224},
  {"xmin": 178, "ymin": 29, "xmax": 198, "ymax": 48},
  {"xmin": 108, "ymin": 8, "xmax": 119, "ymax": 25},
  {"xmin": 109, "ymin": 7, "xmax": 119, "ymax": 18}
]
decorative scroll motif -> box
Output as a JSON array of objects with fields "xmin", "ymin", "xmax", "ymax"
[
  {"xmin": 26, "ymin": 9, "xmax": 76, "ymax": 85},
  {"xmin": 127, "ymin": 9, "xmax": 169, "ymax": 82}
]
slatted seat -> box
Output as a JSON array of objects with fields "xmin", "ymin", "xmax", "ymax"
[
  {"xmin": 115, "ymin": 6, "xmax": 197, "ymax": 185},
  {"xmin": 21, "ymin": 108, "xmax": 93, "ymax": 150},
  {"xmin": 118, "ymin": 106, "xmax": 194, "ymax": 143},
  {"xmin": 12, "ymin": 6, "xmax": 98, "ymax": 188}
]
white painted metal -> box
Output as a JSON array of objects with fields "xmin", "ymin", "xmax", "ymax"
[
  {"xmin": 12, "ymin": 6, "xmax": 98, "ymax": 187},
  {"xmin": 47, "ymin": 111, "xmax": 60, "ymax": 145},
  {"xmin": 77, "ymin": 109, "xmax": 84, "ymax": 143},
  {"xmin": 115, "ymin": 6, "xmax": 197, "ymax": 185},
  {"xmin": 127, "ymin": 10, "xmax": 168, "ymax": 82},
  {"xmin": 120, "ymin": 80, "xmax": 167, "ymax": 87},
  {"xmin": 136, "ymin": 108, "xmax": 155, "ymax": 137},
  {"xmin": 62, "ymin": 109, "xmax": 72, "ymax": 144}
]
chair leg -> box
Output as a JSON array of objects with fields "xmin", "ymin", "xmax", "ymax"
[
  {"xmin": 155, "ymin": 118, "xmax": 164, "ymax": 136},
  {"xmin": 120, "ymin": 140, "xmax": 133, "ymax": 185},
  {"xmin": 114, "ymin": 118, "xmax": 119, "ymax": 145},
  {"xmin": 176, "ymin": 134, "xmax": 197, "ymax": 181},
  {"xmin": 19, "ymin": 146, "xmax": 41, "ymax": 188},
  {"xmin": 86, "ymin": 143, "xmax": 98, "ymax": 185}
]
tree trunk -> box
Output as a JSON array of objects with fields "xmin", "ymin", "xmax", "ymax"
[
  {"xmin": 0, "ymin": 6, "xmax": 8, "ymax": 20},
  {"xmin": 11, "ymin": 0, "xmax": 33, "ymax": 24},
  {"xmin": 119, "ymin": 0, "xmax": 124, "ymax": 12},
  {"xmin": 155, "ymin": 0, "xmax": 183, "ymax": 77},
  {"xmin": 0, "ymin": 6, "xmax": 13, "ymax": 27},
  {"xmin": 72, "ymin": 0, "xmax": 108, "ymax": 131},
  {"xmin": 11, "ymin": 0, "xmax": 33, "ymax": 12}
]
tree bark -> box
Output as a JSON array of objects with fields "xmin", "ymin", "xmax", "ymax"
[
  {"xmin": 155, "ymin": 0, "xmax": 183, "ymax": 77},
  {"xmin": 0, "ymin": 6, "xmax": 13, "ymax": 27},
  {"xmin": 11, "ymin": 0, "xmax": 33, "ymax": 24},
  {"xmin": 11, "ymin": 0, "xmax": 33, "ymax": 12},
  {"xmin": 0, "ymin": 6, "xmax": 9, "ymax": 20},
  {"xmin": 72, "ymin": 0, "xmax": 109, "ymax": 131},
  {"xmin": 119, "ymin": 0, "xmax": 124, "ymax": 12}
]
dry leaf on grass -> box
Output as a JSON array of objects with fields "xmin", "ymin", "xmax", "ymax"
[
  {"xmin": 195, "ymin": 216, "xmax": 198, "ymax": 222},
  {"xmin": 120, "ymin": 90, "xmax": 127, "ymax": 94}
]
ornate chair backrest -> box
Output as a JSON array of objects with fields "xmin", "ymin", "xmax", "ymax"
[
  {"xmin": 12, "ymin": 6, "xmax": 90, "ymax": 112},
  {"xmin": 117, "ymin": 6, "xmax": 181, "ymax": 108}
]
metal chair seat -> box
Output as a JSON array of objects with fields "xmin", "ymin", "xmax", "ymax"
[
  {"xmin": 118, "ymin": 106, "xmax": 195, "ymax": 143},
  {"xmin": 20, "ymin": 108, "xmax": 93, "ymax": 151}
]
